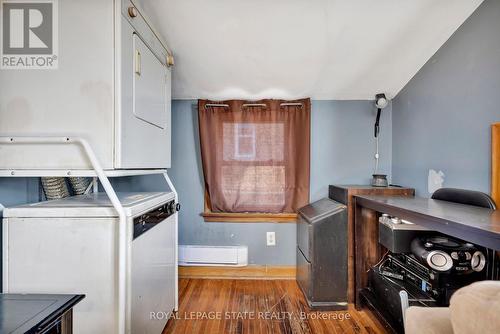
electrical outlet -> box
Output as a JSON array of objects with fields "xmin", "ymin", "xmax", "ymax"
[{"xmin": 266, "ymin": 232, "xmax": 276, "ymax": 246}]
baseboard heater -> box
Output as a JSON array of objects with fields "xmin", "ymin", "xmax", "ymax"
[{"xmin": 179, "ymin": 245, "xmax": 248, "ymax": 267}]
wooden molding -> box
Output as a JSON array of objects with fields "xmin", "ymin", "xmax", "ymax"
[
  {"xmin": 179, "ymin": 265, "xmax": 296, "ymax": 280},
  {"xmin": 493, "ymin": 123, "xmax": 500, "ymax": 206},
  {"xmin": 203, "ymin": 189, "xmax": 297, "ymax": 223}
]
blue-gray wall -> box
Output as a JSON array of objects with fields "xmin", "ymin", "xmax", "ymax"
[
  {"xmin": 0, "ymin": 100, "xmax": 390, "ymax": 266},
  {"xmin": 169, "ymin": 100, "xmax": 391, "ymax": 265},
  {"xmin": 0, "ymin": 178, "xmax": 39, "ymax": 210},
  {"xmin": 4, "ymin": 0, "xmax": 500, "ymax": 266},
  {"xmin": 392, "ymin": 0, "xmax": 500, "ymax": 197}
]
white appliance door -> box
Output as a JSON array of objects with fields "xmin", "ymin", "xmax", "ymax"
[
  {"xmin": 131, "ymin": 214, "xmax": 176, "ymax": 333},
  {"xmin": 116, "ymin": 22, "xmax": 171, "ymax": 169},
  {"xmin": 4, "ymin": 217, "xmax": 119, "ymax": 334},
  {"xmin": 133, "ymin": 34, "xmax": 167, "ymax": 129}
]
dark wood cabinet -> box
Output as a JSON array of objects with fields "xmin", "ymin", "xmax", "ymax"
[{"xmin": 329, "ymin": 185, "xmax": 415, "ymax": 303}]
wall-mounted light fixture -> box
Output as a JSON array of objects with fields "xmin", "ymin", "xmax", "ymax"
[
  {"xmin": 372, "ymin": 93, "xmax": 390, "ymax": 187},
  {"xmin": 374, "ymin": 93, "xmax": 389, "ymax": 137}
]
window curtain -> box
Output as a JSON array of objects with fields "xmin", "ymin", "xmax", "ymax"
[{"xmin": 198, "ymin": 98, "xmax": 310, "ymax": 213}]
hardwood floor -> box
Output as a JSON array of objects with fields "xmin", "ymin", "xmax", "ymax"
[{"xmin": 163, "ymin": 279, "xmax": 386, "ymax": 334}]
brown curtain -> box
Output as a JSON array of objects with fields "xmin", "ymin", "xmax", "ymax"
[{"xmin": 198, "ymin": 98, "xmax": 310, "ymax": 213}]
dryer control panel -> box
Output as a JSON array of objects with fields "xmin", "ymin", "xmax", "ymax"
[{"xmin": 133, "ymin": 200, "xmax": 179, "ymax": 239}]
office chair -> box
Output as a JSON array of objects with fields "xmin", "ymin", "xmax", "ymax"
[{"xmin": 431, "ymin": 187, "xmax": 496, "ymax": 210}]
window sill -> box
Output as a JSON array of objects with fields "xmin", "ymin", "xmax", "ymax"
[{"xmin": 201, "ymin": 212, "xmax": 297, "ymax": 223}]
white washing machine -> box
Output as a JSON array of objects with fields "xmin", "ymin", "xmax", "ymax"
[{"xmin": 2, "ymin": 192, "xmax": 178, "ymax": 334}]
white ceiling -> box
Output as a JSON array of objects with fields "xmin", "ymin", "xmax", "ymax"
[{"xmin": 138, "ymin": 0, "xmax": 483, "ymax": 100}]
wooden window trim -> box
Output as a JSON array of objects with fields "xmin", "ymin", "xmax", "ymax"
[{"xmin": 202, "ymin": 190, "xmax": 297, "ymax": 223}]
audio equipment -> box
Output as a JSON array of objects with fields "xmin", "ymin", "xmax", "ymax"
[
  {"xmin": 367, "ymin": 225, "xmax": 492, "ymax": 332},
  {"xmin": 368, "ymin": 265, "xmax": 438, "ymax": 332},
  {"xmin": 377, "ymin": 250, "xmax": 486, "ymax": 305},
  {"xmin": 378, "ymin": 214, "xmax": 431, "ymax": 253},
  {"xmin": 411, "ymin": 235, "xmax": 486, "ymax": 274}
]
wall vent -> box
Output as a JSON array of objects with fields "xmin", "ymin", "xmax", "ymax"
[{"xmin": 179, "ymin": 245, "xmax": 248, "ymax": 267}]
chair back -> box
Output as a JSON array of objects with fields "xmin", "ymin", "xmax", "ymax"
[{"xmin": 431, "ymin": 188, "xmax": 496, "ymax": 210}]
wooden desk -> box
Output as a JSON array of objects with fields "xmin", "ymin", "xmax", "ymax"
[
  {"xmin": 0, "ymin": 294, "xmax": 84, "ymax": 334},
  {"xmin": 354, "ymin": 195, "xmax": 500, "ymax": 309}
]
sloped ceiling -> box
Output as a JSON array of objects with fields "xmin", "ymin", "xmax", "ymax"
[{"xmin": 138, "ymin": 0, "xmax": 483, "ymax": 100}]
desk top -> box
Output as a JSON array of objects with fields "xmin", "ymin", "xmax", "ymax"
[
  {"xmin": 354, "ymin": 195, "xmax": 500, "ymax": 250},
  {"xmin": 0, "ymin": 294, "xmax": 84, "ymax": 334}
]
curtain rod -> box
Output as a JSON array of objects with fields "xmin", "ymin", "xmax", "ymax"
[
  {"xmin": 242, "ymin": 103, "xmax": 267, "ymax": 108},
  {"xmin": 204, "ymin": 102, "xmax": 303, "ymax": 109},
  {"xmin": 204, "ymin": 103, "xmax": 230, "ymax": 108}
]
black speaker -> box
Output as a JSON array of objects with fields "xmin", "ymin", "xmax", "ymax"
[{"xmin": 411, "ymin": 235, "xmax": 486, "ymax": 274}]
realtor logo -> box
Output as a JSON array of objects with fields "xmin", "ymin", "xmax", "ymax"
[{"xmin": 1, "ymin": 0, "xmax": 58, "ymax": 69}]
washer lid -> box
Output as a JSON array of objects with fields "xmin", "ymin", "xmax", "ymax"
[{"xmin": 3, "ymin": 192, "xmax": 175, "ymax": 218}]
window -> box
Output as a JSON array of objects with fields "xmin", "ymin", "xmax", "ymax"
[
  {"xmin": 198, "ymin": 99, "xmax": 311, "ymax": 222},
  {"xmin": 233, "ymin": 123, "xmax": 256, "ymax": 160}
]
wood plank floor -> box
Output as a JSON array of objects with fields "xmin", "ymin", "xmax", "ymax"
[{"xmin": 163, "ymin": 279, "xmax": 386, "ymax": 334}]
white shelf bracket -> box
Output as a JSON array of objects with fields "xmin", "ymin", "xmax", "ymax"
[{"xmin": 162, "ymin": 172, "xmax": 179, "ymax": 311}]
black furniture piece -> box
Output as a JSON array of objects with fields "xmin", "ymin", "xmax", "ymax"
[
  {"xmin": 0, "ymin": 294, "xmax": 84, "ymax": 334},
  {"xmin": 296, "ymin": 198, "xmax": 348, "ymax": 310}
]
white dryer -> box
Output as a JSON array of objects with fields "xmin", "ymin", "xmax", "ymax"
[{"xmin": 0, "ymin": 0, "xmax": 172, "ymax": 170}]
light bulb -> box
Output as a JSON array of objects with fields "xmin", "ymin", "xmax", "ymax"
[{"xmin": 376, "ymin": 97, "xmax": 388, "ymax": 109}]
